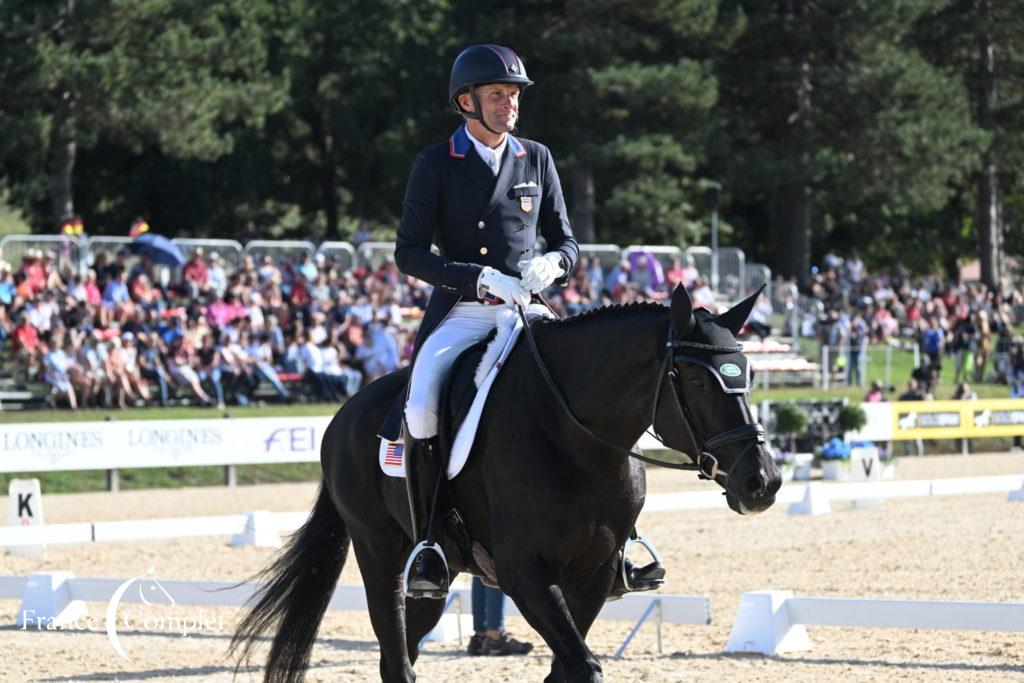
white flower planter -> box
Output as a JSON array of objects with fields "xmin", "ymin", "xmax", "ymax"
[
  {"xmin": 821, "ymin": 459, "xmax": 850, "ymax": 481},
  {"xmin": 793, "ymin": 453, "xmax": 814, "ymax": 481}
]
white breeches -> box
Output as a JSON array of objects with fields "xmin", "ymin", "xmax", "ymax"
[{"xmin": 405, "ymin": 302, "xmax": 547, "ymax": 439}]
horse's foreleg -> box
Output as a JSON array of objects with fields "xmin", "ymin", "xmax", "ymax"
[
  {"xmin": 548, "ymin": 555, "xmax": 619, "ymax": 683},
  {"xmin": 403, "ymin": 575, "xmax": 456, "ymax": 665},
  {"xmin": 502, "ymin": 555, "xmax": 603, "ymax": 683},
  {"xmin": 351, "ymin": 535, "xmax": 416, "ymax": 683}
]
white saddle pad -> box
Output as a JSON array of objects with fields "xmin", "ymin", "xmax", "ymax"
[{"xmin": 379, "ymin": 305, "xmax": 551, "ymax": 478}]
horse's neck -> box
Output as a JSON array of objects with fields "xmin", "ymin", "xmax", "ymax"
[{"xmin": 539, "ymin": 309, "xmax": 665, "ymax": 451}]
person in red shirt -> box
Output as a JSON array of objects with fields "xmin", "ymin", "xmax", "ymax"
[
  {"xmin": 183, "ymin": 249, "xmax": 210, "ymax": 297},
  {"xmin": 20, "ymin": 250, "xmax": 46, "ymax": 295},
  {"xmin": 12, "ymin": 315, "xmax": 39, "ymax": 353}
]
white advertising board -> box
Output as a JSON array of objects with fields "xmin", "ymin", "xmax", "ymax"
[{"xmin": 0, "ymin": 416, "xmax": 333, "ymax": 473}]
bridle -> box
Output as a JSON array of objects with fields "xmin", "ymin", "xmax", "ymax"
[{"xmin": 516, "ymin": 306, "xmax": 767, "ymax": 488}]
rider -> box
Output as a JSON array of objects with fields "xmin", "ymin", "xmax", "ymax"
[{"xmin": 387, "ymin": 44, "xmax": 660, "ymax": 599}]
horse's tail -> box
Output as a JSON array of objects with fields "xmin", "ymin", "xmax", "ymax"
[{"xmin": 229, "ymin": 483, "xmax": 349, "ymax": 683}]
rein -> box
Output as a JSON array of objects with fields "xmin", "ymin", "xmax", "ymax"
[{"xmin": 515, "ymin": 305, "xmax": 765, "ymax": 482}]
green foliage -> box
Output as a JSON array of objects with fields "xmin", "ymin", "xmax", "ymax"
[
  {"xmin": 774, "ymin": 402, "xmax": 809, "ymax": 436},
  {"xmin": 838, "ymin": 403, "xmax": 868, "ymax": 433},
  {"xmin": 0, "ymin": 0, "xmax": 1021, "ymax": 273}
]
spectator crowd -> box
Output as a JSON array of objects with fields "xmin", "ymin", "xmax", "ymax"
[
  {"xmin": 6, "ymin": 236, "xmax": 1024, "ymax": 411},
  {"xmin": 0, "ymin": 242, "xmax": 713, "ymax": 410}
]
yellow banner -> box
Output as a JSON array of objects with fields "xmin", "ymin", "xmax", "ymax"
[{"xmin": 891, "ymin": 399, "xmax": 1024, "ymax": 440}]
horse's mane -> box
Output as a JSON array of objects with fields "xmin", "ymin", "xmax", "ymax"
[{"xmin": 547, "ymin": 301, "xmax": 668, "ymax": 329}]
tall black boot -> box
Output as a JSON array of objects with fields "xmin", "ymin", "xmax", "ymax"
[{"xmin": 402, "ymin": 434, "xmax": 449, "ymax": 599}]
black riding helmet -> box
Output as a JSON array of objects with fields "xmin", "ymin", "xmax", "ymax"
[{"xmin": 449, "ymin": 44, "xmax": 533, "ymax": 135}]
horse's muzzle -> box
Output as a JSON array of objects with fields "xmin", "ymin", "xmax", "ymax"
[{"xmin": 726, "ymin": 460, "xmax": 781, "ymax": 515}]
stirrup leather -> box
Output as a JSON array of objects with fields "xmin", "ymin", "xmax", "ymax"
[
  {"xmin": 620, "ymin": 534, "xmax": 665, "ymax": 592},
  {"xmin": 403, "ymin": 540, "xmax": 450, "ymax": 599}
]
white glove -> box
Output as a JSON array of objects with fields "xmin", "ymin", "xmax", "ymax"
[
  {"xmin": 477, "ymin": 266, "xmax": 530, "ymax": 307},
  {"xmin": 517, "ymin": 252, "xmax": 565, "ymax": 294}
]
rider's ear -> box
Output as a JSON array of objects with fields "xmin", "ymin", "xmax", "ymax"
[
  {"xmin": 670, "ymin": 285, "xmax": 693, "ymax": 337},
  {"xmin": 715, "ymin": 285, "xmax": 766, "ymax": 336}
]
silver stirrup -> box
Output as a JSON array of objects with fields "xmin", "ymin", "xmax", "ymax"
[
  {"xmin": 620, "ymin": 534, "xmax": 663, "ymax": 590},
  {"xmin": 402, "ymin": 540, "xmax": 450, "ymax": 599}
]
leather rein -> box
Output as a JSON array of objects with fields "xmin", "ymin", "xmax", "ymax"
[{"xmin": 515, "ymin": 305, "xmax": 766, "ymax": 484}]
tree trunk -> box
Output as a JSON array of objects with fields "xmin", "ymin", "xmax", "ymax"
[
  {"xmin": 776, "ymin": 184, "xmax": 812, "ymax": 289},
  {"xmin": 570, "ymin": 162, "xmax": 595, "ymax": 244},
  {"xmin": 49, "ymin": 0, "xmax": 77, "ymax": 231},
  {"xmin": 50, "ymin": 105, "xmax": 77, "ymax": 231},
  {"xmin": 776, "ymin": 12, "xmax": 813, "ymax": 290},
  {"xmin": 309, "ymin": 110, "xmax": 339, "ymax": 241},
  {"xmin": 976, "ymin": 0, "xmax": 1001, "ymax": 290}
]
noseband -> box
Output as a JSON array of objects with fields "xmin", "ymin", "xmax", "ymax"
[{"xmin": 517, "ymin": 306, "xmax": 766, "ymax": 484}]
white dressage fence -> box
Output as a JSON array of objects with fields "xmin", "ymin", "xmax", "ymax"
[
  {"xmin": 0, "ymin": 572, "xmax": 709, "ymax": 654},
  {"xmin": 3, "ymin": 474, "xmax": 1022, "ymax": 551},
  {"xmin": 726, "ymin": 589, "xmax": 1024, "ymax": 655}
]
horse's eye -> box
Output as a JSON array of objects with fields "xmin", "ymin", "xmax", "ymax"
[{"xmin": 689, "ymin": 377, "xmax": 705, "ymax": 387}]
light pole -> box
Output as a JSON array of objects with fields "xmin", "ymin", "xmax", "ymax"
[{"xmin": 706, "ymin": 181, "xmax": 722, "ymax": 293}]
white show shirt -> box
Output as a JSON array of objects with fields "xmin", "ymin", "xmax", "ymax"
[{"xmin": 465, "ymin": 127, "xmax": 507, "ymax": 176}]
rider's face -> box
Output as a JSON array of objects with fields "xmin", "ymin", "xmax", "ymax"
[{"xmin": 460, "ymin": 83, "xmax": 520, "ymax": 133}]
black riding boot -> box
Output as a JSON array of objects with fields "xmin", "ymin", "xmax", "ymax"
[{"xmin": 403, "ymin": 434, "xmax": 449, "ymax": 599}]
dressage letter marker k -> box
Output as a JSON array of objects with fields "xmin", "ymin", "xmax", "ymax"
[{"xmin": 18, "ymin": 493, "xmax": 33, "ymax": 518}]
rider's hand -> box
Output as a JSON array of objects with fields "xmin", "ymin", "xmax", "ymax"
[
  {"xmin": 517, "ymin": 252, "xmax": 565, "ymax": 294},
  {"xmin": 477, "ymin": 267, "xmax": 530, "ymax": 308}
]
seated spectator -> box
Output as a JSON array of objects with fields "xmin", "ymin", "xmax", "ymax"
[
  {"xmin": 207, "ymin": 252, "xmax": 228, "ymax": 295},
  {"xmin": 42, "ymin": 340, "xmax": 78, "ymax": 409},
  {"xmin": 101, "ymin": 268, "xmax": 135, "ymax": 327},
  {"xmin": 136, "ymin": 332, "xmax": 171, "ymax": 407},
  {"xmin": 167, "ymin": 336, "xmax": 213, "ymax": 406},
  {"xmin": 242, "ymin": 331, "xmax": 291, "ymax": 401},
  {"xmin": 196, "ymin": 332, "xmax": 233, "ymax": 409},
  {"xmin": 104, "ymin": 336, "xmax": 138, "ymax": 409},
  {"xmin": 130, "ymin": 273, "xmax": 164, "ymax": 313},
  {"xmin": 120, "ymin": 333, "xmax": 151, "ymax": 404},
  {"xmin": 864, "ymin": 380, "xmax": 885, "ymax": 403},
  {"xmin": 321, "ymin": 339, "xmax": 361, "ymax": 398},
  {"xmin": 354, "ymin": 321, "xmax": 400, "ymax": 382},
  {"xmin": 183, "ymin": 248, "xmax": 210, "ymax": 298}
]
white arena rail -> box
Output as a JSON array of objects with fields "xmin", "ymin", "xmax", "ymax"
[
  {"xmin": 3, "ymin": 474, "xmax": 1021, "ymax": 550},
  {"xmin": 0, "ymin": 572, "xmax": 710, "ymax": 655},
  {"xmin": 726, "ymin": 589, "xmax": 1024, "ymax": 655}
]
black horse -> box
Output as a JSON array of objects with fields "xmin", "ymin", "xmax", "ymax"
[{"xmin": 231, "ymin": 285, "xmax": 781, "ymax": 683}]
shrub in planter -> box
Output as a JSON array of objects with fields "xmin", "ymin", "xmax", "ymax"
[
  {"xmin": 838, "ymin": 403, "xmax": 868, "ymax": 436},
  {"xmin": 774, "ymin": 402, "xmax": 809, "ymax": 454}
]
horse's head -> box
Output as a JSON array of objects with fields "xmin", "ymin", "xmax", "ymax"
[{"xmin": 653, "ymin": 285, "xmax": 781, "ymax": 515}]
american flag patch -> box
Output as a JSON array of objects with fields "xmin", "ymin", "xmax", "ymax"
[{"xmin": 384, "ymin": 442, "xmax": 404, "ymax": 467}]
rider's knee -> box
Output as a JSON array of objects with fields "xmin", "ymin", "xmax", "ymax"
[{"xmin": 405, "ymin": 403, "xmax": 438, "ymax": 440}]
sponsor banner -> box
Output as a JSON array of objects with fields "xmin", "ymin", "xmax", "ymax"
[
  {"xmin": 891, "ymin": 399, "xmax": 1024, "ymax": 440},
  {"xmin": 0, "ymin": 417, "xmax": 332, "ymax": 473}
]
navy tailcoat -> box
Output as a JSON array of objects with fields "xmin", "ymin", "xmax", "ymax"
[{"xmin": 379, "ymin": 124, "xmax": 579, "ymax": 439}]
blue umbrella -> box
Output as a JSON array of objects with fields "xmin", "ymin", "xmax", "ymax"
[{"xmin": 129, "ymin": 233, "xmax": 185, "ymax": 267}]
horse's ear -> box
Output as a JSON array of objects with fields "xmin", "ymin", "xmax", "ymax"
[
  {"xmin": 715, "ymin": 285, "xmax": 766, "ymax": 336},
  {"xmin": 670, "ymin": 285, "xmax": 694, "ymax": 337}
]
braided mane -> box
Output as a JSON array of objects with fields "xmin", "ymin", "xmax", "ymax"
[{"xmin": 549, "ymin": 301, "xmax": 667, "ymax": 328}]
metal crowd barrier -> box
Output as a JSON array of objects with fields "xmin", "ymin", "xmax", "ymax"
[
  {"xmin": 316, "ymin": 241, "xmax": 358, "ymax": 272},
  {"xmin": 0, "ymin": 234, "xmax": 85, "ymax": 280},
  {"xmin": 173, "ymin": 238, "xmax": 244, "ymax": 272},
  {"xmin": 242, "ymin": 240, "xmax": 315, "ymax": 266}
]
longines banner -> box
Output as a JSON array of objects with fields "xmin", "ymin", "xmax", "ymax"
[
  {"xmin": 891, "ymin": 399, "xmax": 1024, "ymax": 440},
  {"xmin": 0, "ymin": 416, "xmax": 333, "ymax": 473}
]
